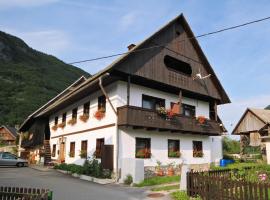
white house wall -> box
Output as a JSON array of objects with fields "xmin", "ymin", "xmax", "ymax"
[
  {"xmin": 116, "ymin": 81, "xmax": 210, "ymax": 118},
  {"xmin": 119, "ymin": 127, "xmax": 212, "ymax": 167}
]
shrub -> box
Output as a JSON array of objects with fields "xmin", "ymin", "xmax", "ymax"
[
  {"xmin": 124, "ymin": 174, "xmax": 133, "ymax": 185},
  {"xmin": 171, "ymin": 191, "xmax": 202, "ymax": 200}
]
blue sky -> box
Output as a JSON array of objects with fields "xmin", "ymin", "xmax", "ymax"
[{"xmin": 1, "ymin": 0, "xmax": 270, "ymax": 137}]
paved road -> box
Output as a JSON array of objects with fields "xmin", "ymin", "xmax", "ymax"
[{"xmin": 0, "ymin": 167, "xmax": 171, "ymax": 200}]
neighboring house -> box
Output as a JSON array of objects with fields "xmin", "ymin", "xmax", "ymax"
[
  {"xmin": 232, "ymin": 108, "xmax": 270, "ymax": 163},
  {"xmin": 19, "ymin": 76, "xmax": 86, "ymax": 164},
  {"xmin": 19, "ymin": 14, "xmax": 230, "ymax": 181},
  {"xmin": 0, "ymin": 126, "xmax": 17, "ymax": 145}
]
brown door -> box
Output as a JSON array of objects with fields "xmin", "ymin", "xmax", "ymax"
[
  {"xmin": 101, "ymin": 145, "xmax": 114, "ymax": 170},
  {"xmin": 59, "ymin": 142, "xmax": 66, "ymax": 163}
]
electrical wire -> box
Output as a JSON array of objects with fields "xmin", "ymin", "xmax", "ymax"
[{"xmin": 68, "ymin": 16, "xmax": 270, "ymax": 65}]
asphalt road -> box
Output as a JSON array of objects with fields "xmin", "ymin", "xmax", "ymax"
[{"xmin": 0, "ymin": 167, "xmax": 171, "ymax": 200}]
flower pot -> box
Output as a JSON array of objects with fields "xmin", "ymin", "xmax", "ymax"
[
  {"xmin": 167, "ymin": 167, "xmax": 174, "ymax": 176},
  {"xmin": 156, "ymin": 169, "xmax": 164, "ymax": 176}
]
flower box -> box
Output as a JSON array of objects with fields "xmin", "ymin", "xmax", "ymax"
[
  {"xmin": 79, "ymin": 114, "xmax": 89, "ymax": 122},
  {"xmin": 193, "ymin": 150, "xmax": 204, "ymax": 158},
  {"xmin": 51, "ymin": 125, "xmax": 58, "ymax": 131},
  {"xmin": 58, "ymin": 122, "xmax": 66, "ymax": 129},
  {"xmin": 94, "ymin": 108, "xmax": 105, "ymax": 120},
  {"xmin": 168, "ymin": 151, "xmax": 181, "ymax": 158},
  {"xmin": 67, "ymin": 118, "xmax": 77, "ymax": 126}
]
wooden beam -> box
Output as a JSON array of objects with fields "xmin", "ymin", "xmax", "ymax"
[
  {"xmin": 214, "ymin": 101, "xmax": 217, "ymax": 121},
  {"xmin": 179, "ymin": 90, "xmax": 182, "ymax": 114},
  {"xmin": 127, "ymin": 75, "xmax": 130, "ymax": 106}
]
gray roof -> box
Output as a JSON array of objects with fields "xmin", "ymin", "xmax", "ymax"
[
  {"xmin": 0, "ymin": 126, "xmax": 17, "ymax": 138},
  {"xmin": 249, "ymin": 108, "xmax": 270, "ymax": 124}
]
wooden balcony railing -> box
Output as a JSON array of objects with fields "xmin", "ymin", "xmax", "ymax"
[{"xmin": 117, "ymin": 106, "xmax": 221, "ymax": 136}]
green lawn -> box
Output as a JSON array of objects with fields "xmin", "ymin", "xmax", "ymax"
[
  {"xmin": 171, "ymin": 191, "xmax": 201, "ymax": 200},
  {"xmin": 134, "ymin": 176, "xmax": 180, "ymax": 187},
  {"xmin": 151, "ymin": 184, "xmax": 179, "ymax": 191},
  {"xmin": 211, "ymin": 162, "xmax": 260, "ymax": 170}
]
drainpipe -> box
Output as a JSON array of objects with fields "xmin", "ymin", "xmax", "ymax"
[{"xmin": 98, "ymin": 73, "xmax": 119, "ymax": 181}]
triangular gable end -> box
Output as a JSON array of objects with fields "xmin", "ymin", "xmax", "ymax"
[
  {"xmin": 232, "ymin": 109, "xmax": 267, "ymax": 135},
  {"xmin": 114, "ymin": 14, "xmax": 230, "ymax": 104}
]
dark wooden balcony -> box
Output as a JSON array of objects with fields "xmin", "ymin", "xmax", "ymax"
[{"xmin": 117, "ymin": 106, "xmax": 222, "ymax": 136}]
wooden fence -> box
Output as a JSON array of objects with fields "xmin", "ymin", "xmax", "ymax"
[
  {"xmin": 187, "ymin": 170, "xmax": 270, "ymax": 200},
  {"xmin": 0, "ymin": 187, "xmax": 52, "ymax": 200}
]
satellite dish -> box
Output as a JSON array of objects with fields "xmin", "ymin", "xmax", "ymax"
[{"xmin": 193, "ymin": 68, "xmax": 211, "ymax": 80}]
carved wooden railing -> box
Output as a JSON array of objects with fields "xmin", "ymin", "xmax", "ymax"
[{"xmin": 117, "ymin": 106, "xmax": 221, "ymax": 135}]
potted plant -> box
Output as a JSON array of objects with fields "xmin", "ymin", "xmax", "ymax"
[
  {"xmin": 79, "ymin": 113, "xmax": 89, "ymax": 122},
  {"xmin": 58, "ymin": 122, "xmax": 66, "ymax": 129},
  {"xmin": 197, "ymin": 116, "xmax": 206, "ymax": 124},
  {"xmin": 193, "ymin": 150, "xmax": 204, "ymax": 158},
  {"xmin": 67, "ymin": 118, "xmax": 77, "ymax": 125},
  {"xmin": 94, "ymin": 108, "xmax": 105, "ymax": 120},
  {"xmin": 155, "ymin": 160, "xmax": 164, "ymax": 176},
  {"xmin": 79, "ymin": 150, "xmax": 87, "ymax": 158},
  {"xmin": 157, "ymin": 107, "xmax": 167, "ymax": 118},
  {"xmin": 168, "ymin": 151, "xmax": 181, "ymax": 158},
  {"xmin": 167, "ymin": 162, "xmax": 175, "ymax": 176},
  {"xmin": 51, "ymin": 125, "xmax": 58, "ymax": 131}
]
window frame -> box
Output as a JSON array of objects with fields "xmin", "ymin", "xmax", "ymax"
[
  {"xmin": 168, "ymin": 139, "xmax": 180, "ymax": 158},
  {"xmin": 52, "ymin": 144, "xmax": 56, "ymax": 157},
  {"xmin": 83, "ymin": 102, "xmax": 90, "ymax": 115},
  {"xmin": 98, "ymin": 95, "xmax": 106, "ymax": 112},
  {"xmin": 135, "ymin": 137, "xmax": 151, "ymax": 159},
  {"xmin": 142, "ymin": 94, "xmax": 165, "ymax": 111},
  {"xmin": 95, "ymin": 138, "xmax": 105, "ymax": 158},
  {"xmin": 193, "ymin": 141, "xmax": 203, "ymax": 158},
  {"xmin": 54, "ymin": 116, "xmax": 58, "ymax": 126},
  {"xmin": 81, "ymin": 140, "xmax": 88, "ymax": 158},
  {"xmin": 69, "ymin": 142, "xmax": 75, "ymax": 158},
  {"xmin": 182, "ymin": 103, "xmax": 196, "ymax": 117},
  {"xmin": 72, "ymin": 108, "xmax": 78, "ymax": 120},
  {"xmin": 62, "ymin": 113, "xmax": 66, "ymax": 123}
]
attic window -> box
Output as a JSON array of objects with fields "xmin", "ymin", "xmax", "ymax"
[{"xmin": 164, "ymin": 55, "xmax": 192, "ymax": 76}]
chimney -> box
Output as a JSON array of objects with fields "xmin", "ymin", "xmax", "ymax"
[{"xmin": 127, "ymin": 44, "xmax": 136, "ymax": 51}]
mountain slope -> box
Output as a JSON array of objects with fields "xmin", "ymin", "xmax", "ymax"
[{"xmin": 0, "ymin": 31, "xmax": 90, "ymax": 126}]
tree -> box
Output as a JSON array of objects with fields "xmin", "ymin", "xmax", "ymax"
[{"xmin": 222, "ymin": 136, "xmax": 240, "ymax": 154}]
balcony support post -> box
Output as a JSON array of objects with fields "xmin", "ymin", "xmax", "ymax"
[
  {"xmin": 214, "ymin": 101, "xmax": 217, "ymax": 121},
  {"xmin": 179, "ymin": 90, "xmax": 182, "ymax": 114},
  {"xmin": 127, "ymin": 75, "xmax": 130, "ymax": 106}
]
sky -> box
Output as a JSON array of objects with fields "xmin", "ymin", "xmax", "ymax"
[{"xmin": 1, "ymin": 0, "xmax": 270, "ymax": 138}]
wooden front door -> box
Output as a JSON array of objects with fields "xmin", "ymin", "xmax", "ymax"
[
  {"xmin": 101, "ymin": 145, "xmax": 114, "ymax": 170},
  {"xmin": 59, "ymin": 141, "xmax": 65, "ymax": 163}
]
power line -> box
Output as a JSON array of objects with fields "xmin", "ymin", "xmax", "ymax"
[{"xmin": 68, "ymin": 16, "xmax": 270, "ymax": 65}]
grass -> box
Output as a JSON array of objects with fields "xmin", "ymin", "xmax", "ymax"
[
  {"xmin": 171, "ymin": 191, "xmax": 201, "ymax": 200},
  {"xmin": 151, "ymin": 184, "xmax": 179, "ymax": 191},
  {"xmin": 211, "ymin": 162, "xmax": 261, "ymax": 170},
  {"xmin": 134, "ymin": 175, "xmax": 180, "ymax": 187}
]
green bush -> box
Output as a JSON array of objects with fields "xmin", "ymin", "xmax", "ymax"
[
  {"xmin": 124, "ymin": 174, "xmax": 133, "ymax": 185},
  {"xmin": 171, "ymin": 191, "xmax": 201, "ymax": 200}
]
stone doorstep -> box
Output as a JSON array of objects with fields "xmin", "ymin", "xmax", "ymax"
[
  {"xmin": 29, "ymin": 165, "xmax": 53, "ymax": 172},
  {"xmin": 56, "ymin": 169, "xmax": 115, "ymax": 185}
]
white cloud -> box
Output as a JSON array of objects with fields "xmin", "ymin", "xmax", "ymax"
[
  {"xmin": 0, "ymin": 0, "xmax": 59, "ymax": 9},
  {"xmin": 2, "ymin": 28, "xmax": 71, "ymax": 56},
  {"xmin": 119, "ymin": 12, "xmax": 138, "ymax": 31},
  {"xmin": 218, "ymin": 95, "xmax": 270, "ymax": 136}
]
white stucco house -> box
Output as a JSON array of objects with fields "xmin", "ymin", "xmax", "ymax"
[{"xmin": 19, "ymin": 14, "xmax": 230, "ymax": 182}]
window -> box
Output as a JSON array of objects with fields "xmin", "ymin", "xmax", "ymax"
[
  {"xmin": 95, "ymin": 138, "xmax": 104, "ymax": 158},
  {"xmin": 193, "ymin": 141, "xmax": 203, "ymax": 158},
  {"xmin": 98, "ymin": 95, "xmax": 106, "ymax": 112},
  {"xmin": 69, "ymin": 142, "xmax": 75, "ymax": 157},
  {"xmin": 2, "ymin": 152, "xmax": 17, "ymax": 159},
  {"xmin": 83, "ymin": 102, "xmax": 90, "ymax": 115},
  {"xmin": 80, "ymin": 140, "xmax": 88, "ymax": 158},
  {"xmin": 142, "ymin": 95, "xmax": 165, "ymax": 110},
  {"xmin": 168, "ymin": 140, "xmax": 180, "ymax": 158},
  {"xmin": 72, "ymin": 108, "xmax": 78, "ymax": 120},
  {"xmin": 54, "ymin": 116, "xmax": 58, "ymax": 125},
  {"xmin": 164, "ymin": 55, "xmax": 192, "ymax": 76},
  {"xmin": 52, "ymin": 144, "xmax": 56, "ymax": 157},
  {"xmin": 62, "ymin": 113, "xmax": 66, "ymax": 123},
  {"xmin": 182, "ymin": 104, "xmax": 195, "ymax": 117},
  {"xmin": 135, "ymin": 138, "xmax": 151, "ymax": 159}
]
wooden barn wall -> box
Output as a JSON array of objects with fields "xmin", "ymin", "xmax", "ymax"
[
  {"xmin": 0, "ymin": 127, "xmax": 15, "ymax": 141},
  {"xmin": 116, "ymin": 21, "xmax": 222, "ymax": 101},
  {"xmin": 235, "ymin": 111, "xmax": 265, "ymax": 134}
]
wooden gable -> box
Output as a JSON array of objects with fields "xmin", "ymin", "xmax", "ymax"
[
  {"xmin": 114, "ymin": 15, "xmax": 229, "ymax": 104},
  {"xmin": 233, "ymin": 110, "xmax": 266, "ymax": 135},
  {"xmin": 0, "ymin": 127, "xmax": 16, "ymax": 141}
]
